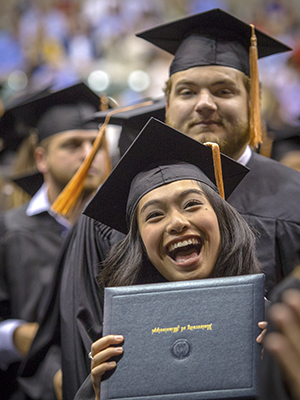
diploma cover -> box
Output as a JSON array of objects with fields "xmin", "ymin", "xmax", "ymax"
[{"xmin": 101, "ymin": 274, "xmax": 265, "ymax": 399}]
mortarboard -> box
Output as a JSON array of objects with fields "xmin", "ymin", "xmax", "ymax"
[
  {"xmin": 89, "ymin": 97, "xmax": 166, "ymax": 156},
  {"xmin": 136, "ymin": 8, "xmax": 291, "ymax": 77},
  {"xmin": 269, "ymin": 126, "xmax": 300, "ymax": 161},
  {"xmin": 6, "ymin": 83, "xmax": 106, "ymax": 196},
  {"xmin": 6, "ymin": 82, "xmax": 102, "ymax": 143},
  {"xmin": 0, "ymin": 86, "xmax": 52, "ymax": 154},
  {"xmin": 84, "ymin": 117, "xmax": 249, "ymax": 234}
]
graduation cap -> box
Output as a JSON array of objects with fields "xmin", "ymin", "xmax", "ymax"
[
  {"xmin": 136, "ymin": 8, "xmax": 291, "ymax": 77},
  {"xmin": 0, "ymin": 85, "xmax": 52, "ymax": 154},
  {"xmin": 136, "ymin": 8, "xmax": 292, "ymax": 148},
  {"xmin": 270, "ymin": 126, "xmax": 300, "ymax": 162},
  {"xmin": 89, "ymin": 97, "xmax": 166, "ymax": 156},
  {"xmin": 7, "ymin": 82, "xmax": 103, "ymax": 143},
  {"xmin": 6, "ymin": 83, "xmax": 106, "ymax": 197},
  {"xmin": 84, "ymin": 117, "xmax": 249, "ymax": 234}
]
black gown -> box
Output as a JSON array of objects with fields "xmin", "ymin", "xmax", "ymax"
[
  {"xmin": 228, "ymin": 151, "xmax": 300, "ymax": 297},
  {"xmin": 0, "ymin": 204, "xmax": 68, "ymax": 400},
  {"xmin": 19, "ymin": 215, "xmax": 124, "ymax": 400}
]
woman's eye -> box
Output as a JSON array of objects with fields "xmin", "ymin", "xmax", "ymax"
[
  {"xmin": 184, "ymin": 200, "xmax": 202, "ymax": 209},
  {"xmin": 145, "ymin": 212, "xmax": 163, "ymax": 222}
]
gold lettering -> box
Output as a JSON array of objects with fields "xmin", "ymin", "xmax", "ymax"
[{"xmin": 152, "ymin": 323, "xmax": 212, "ymax": 334}]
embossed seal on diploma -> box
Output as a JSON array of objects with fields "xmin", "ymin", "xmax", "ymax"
[{"xmin": 171, "ymin": 339, "xmax": 191, "ymax": 359}]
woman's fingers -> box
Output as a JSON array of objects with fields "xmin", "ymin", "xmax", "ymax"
[
  {"xmin": 91, "ymin": 335, "xmax": 124, "ymax": 358},
  {"xmin": 256, "ymin": 321, "xmax": 268, "ymax": 343},
  {"xmin": 90, "ymin": 335, "xmax": 124, "ymax": 400},
  {"xmin": 92, "ymin": 345, "xmax": 123, "ymax": 370},
  {"xmin": 90, "ymin": 335, "xmax": 124, "ymax": 375}
]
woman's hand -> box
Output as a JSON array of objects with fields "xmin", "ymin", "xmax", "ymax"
[
  {"xmin": 90, "ymin": 335, "xmax": 124, "ymax": 400},
  {"xmin": 256, "ymin": 321, "xmax": 268, "ymax": 344}
]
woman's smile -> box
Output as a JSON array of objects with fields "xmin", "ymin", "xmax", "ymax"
[{"xmin": 166, "ymin": 235, "xmax": 202, "ymax": 265}]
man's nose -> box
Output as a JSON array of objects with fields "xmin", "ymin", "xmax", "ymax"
[
  {"xmin": 81, "ymin": 141, "xmax": 94, "ymax": 158},
  {"xmin": 195, "ymin": 90, "xmax": 217, "ymax": 115}
]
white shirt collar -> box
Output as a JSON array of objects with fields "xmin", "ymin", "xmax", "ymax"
[
  {"xmin": 236, "ymin": 145, "xmax": 252, "ymax": 166},
  {"xmin": 26, "ymin": 183, "xmax": 72, "ymax": 231}
]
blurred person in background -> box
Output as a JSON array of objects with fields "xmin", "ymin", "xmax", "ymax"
[{"xmin": 0, "ymin": 82, "xmax": 111, "ymax": 400}]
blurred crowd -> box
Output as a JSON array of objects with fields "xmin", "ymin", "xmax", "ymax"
[{"xmin": 1, "ymin": 0, "xmax": 300, "ymax": 211}]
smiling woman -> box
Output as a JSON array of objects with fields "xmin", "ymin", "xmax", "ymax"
[
  {"xmin": 79, "ymin": 117, "xmax": 262, "ymax": 400},
  {"xmin": 99, "ymin": 175, "xmax": 260, "ymax": 288}
]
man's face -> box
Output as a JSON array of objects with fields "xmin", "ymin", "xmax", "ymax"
[
  {"xmin": 40, "ymin": 129, "xmax": 110, "ymax": 195},
  {"xmin": 165, "ymin": 66, "xmax": 250, "ymax": 160}
]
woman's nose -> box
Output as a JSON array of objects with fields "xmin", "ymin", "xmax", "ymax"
[{"xmin": 166, "ymin": 210, "xmax": 189, "ymax": 234}]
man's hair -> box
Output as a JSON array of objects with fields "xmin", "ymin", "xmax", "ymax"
[
  {"xmin": 163, "ymin": 73, "xmax": 251, "ymax": 102},
  {"xmin": 98, "ymin": 182, "xmax": 261, "ymax": 288}
]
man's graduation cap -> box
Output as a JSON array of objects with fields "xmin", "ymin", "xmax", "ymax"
[
  {"xmin": 8, "ymin": 83, "xmax": 104, "ymax": 196},
  {"xmin": 84, "ymin": 117, "xmax": 249, "ymax": 234},
  {"xmin": 89, "ymin": 97, "xmax": 166, "ymax": 156},
  {"xmin": 136, "ymin": 8, "xmax": 291, "ymax": 148},
  {"xmin": 136, "ymin": 8, "xmax": 291, "ymax": 77},
  {"xmin": 7, "ymin": 82, "xmax": 102, "ymax": 143},
  {"xmin": 0, "ymin": 86, "xmax": 52, "ymax": 154},
  {"xmin": 270, "ymin": 126, "xmax": 300, "ymax": 161}
]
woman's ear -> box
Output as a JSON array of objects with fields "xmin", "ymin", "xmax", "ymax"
[{"xmin": 34, "ymin": 146, "xmax": 48, "ymax": 174}]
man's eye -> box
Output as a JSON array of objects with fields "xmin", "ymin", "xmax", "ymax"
[
  {"xmin": 215, "ymin": 88, "xmax": 234, "ymax": 97},
  {"xmin": 63, "ymin": 142, "xmax": 80, "ymax": 149},
  {"xmin": 179, "ymin": 89, "xmax": 193, "ymax": 96}
]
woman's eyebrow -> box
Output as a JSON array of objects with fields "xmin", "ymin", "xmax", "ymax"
[
  {"xmin": 178, "ymin": 188, "xmax": 205, "ymax": 198},
  {"xmin": 139, "ymin": 199, "xmax": 163, "ymax": 215},
  {"xmin": 140, "ymin": 188, "xmax": 205, "ymax": 215}
]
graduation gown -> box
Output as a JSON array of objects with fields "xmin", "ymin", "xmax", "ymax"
[
  {"xmin": 228, "ymin": 151, "xmax": 300, "ymax": 297},
  {"xmin": 19, "ymin": 215, "xmax": 124, "ymax": 400},
  {"xmin": 0, "ymin": 204, "xmax": 67, "ymax": 400}
]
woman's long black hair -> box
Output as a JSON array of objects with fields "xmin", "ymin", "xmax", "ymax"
[{"xmin": 98, "ymin": 182, "xmax": 261, "ymax": 287}]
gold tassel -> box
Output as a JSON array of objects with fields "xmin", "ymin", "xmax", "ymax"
[
  {"xmin": 249, "ymin": 24, "xmax": 262, "ymax": 148},
  {"xmin": 51, "ymin": 100, "xmax": 154, "ymax": 218},
  {"xmin": 204, "ymin": 142, "xmax": 225, "ymax": 199}
]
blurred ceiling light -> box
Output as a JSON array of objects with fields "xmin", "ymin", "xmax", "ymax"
[
  {"xmin": 88, "ymin": 70, "xmax": 110, "ymax": 92},
  {"xmin": 128, "ymin": 70, "xmax": 150, "ymax": 92},
  {"xmin": 7, "ymin": 70, "xmax": 28, "ymax": 92}
]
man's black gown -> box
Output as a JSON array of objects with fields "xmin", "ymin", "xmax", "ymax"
[
  {"xmin": 0, "ymin": 204, "xmax": 67, "ymax": 400},
  {"xmin": 228, "ymin": 151, "xmax": 300, "ymax": 296}
]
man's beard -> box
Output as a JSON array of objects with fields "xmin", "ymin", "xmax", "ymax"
[{"xmin": 165, "ymin": 115, "xmax": 250, "ymax": 160}]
